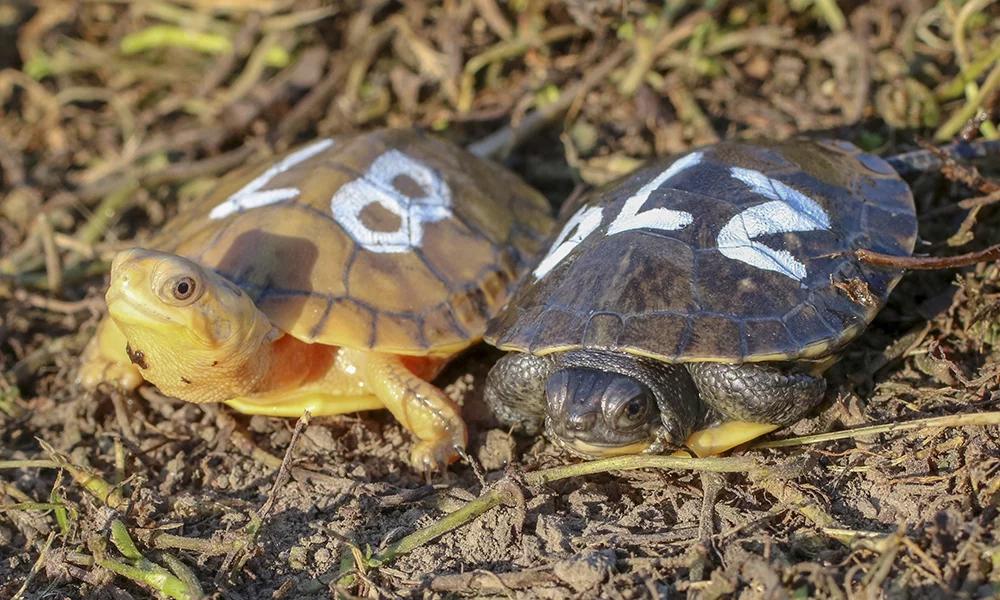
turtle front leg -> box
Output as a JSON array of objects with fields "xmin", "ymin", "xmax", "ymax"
[
  {"xmin": 483, "ymin": 352, "xmax": 557, "ymax": 435},
  {"xmin": 683, "ymin": 362, "xmax": 826, "ymax": 456},
  {"xmin": 77, "ymin": 318, "xmax": 145, "ymax": 391},
  {"xmin": 340, "ymin": 348, "xmax": 468, "ymax": 471}
]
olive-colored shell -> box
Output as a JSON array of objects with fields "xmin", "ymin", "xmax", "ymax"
[
  {"xmin": 152, "ymin": 129, "xmax": 553, "ymax": 355},
  {"xmin": 486, "ymin": 139, "xmax": 917, "ymax": 363}
]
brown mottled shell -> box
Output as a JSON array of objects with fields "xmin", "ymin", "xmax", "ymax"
[
  {"xmin": 486, "ymin": 139, "xmax": 917, "ymax": 363},
  {"xmin": 151, "ymin": 129, "xmax": 553, "ymax": 356}
]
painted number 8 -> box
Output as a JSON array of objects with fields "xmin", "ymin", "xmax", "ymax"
[
  {"xmin": 331, "ymin": 150, "xmax": 452, "ymax": 253},
  {"xmin": 209, "ymin": 139, "xmax": 453, "ymax": 254}
]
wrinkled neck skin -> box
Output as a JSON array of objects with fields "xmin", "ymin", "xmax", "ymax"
[{"xmin": 119, "ymin": 305, "xmax": 279, "ymax": 404}]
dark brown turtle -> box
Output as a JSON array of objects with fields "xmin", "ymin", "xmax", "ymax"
[
  {"xmin": 483, "ymin": 138, "xmax": 923, "ymax": 457},
  {"xmin": 78, "ymin": 128, "xmax": 554, "ymax": 471}
]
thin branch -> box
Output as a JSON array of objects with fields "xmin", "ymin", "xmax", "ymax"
[{"xmin": 855, "ymin": 245, "xmax": 1000, "ymax": 269}]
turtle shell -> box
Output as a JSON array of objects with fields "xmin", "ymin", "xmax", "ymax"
[
  {"xmin": 486, "ymin": 139, "xmax": 917, "ymax": 363},
  {"xmin": 151, "ymin": 129, "xmax": 553, "ymax": 356}
]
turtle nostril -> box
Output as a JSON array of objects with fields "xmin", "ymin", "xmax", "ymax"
[{"xmin": 566, "ymin": 411, "xmax": 597, "ymax": 433}]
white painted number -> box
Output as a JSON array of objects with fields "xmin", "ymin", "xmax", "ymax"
[
  {"xmin": 208, "ymin": 140, "xmax": 454, "ymax": 254},
  {"xmin": 330, "ymin": 150, "xmax": 452, "ymax": 253},
  {"xmin": 209, "ymin": 139, "xmax": 335, "ymax": 220},
  {"xmin": 533, "ymin": 150, "xmax": 833, "ymax": 283},
  {"xmin": 715, "ymin": 167, "xmax": 830, "ymax": 281},
  {"xmin": 533, "ymin": 152, "xmax": 700, "ymax": 279},
  {"xmin": 532, "ymin": 206, "xmax": 604, "ymax": 279},
  {"xmin": 606, "ymin": 152, "xmax": 700, "ymax": 235}
]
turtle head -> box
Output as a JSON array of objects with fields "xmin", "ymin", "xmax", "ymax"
[
  {"xmin": 106, "ymin": 248, "xmax": 280, "ymax": 402},
  {"xmin": 544, "ymin": 367, "xmax": 663, "ymax": 457}
]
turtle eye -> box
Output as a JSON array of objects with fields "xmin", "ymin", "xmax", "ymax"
[
  {"xmin": 615, "ymin": 395, "xmax": 652, "ymax": 430},
  {"xmin": 172, "ymin": 277, "xmax": 196, "ymax": 300},
  {"xmin": 162, "ymin": 275, "xmax": 202, "ymax": 305},
  {"xmin": 626, "ymin": 400, "xmax": 643, "ymax": 417}
]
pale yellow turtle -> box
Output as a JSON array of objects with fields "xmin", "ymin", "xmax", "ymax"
[{"xmin": 79, "ymin": 129, "xmax": 554, "ymax": 470}]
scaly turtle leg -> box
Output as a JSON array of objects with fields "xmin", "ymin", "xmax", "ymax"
[
  {"xmin": 340, "ymin": 348, "xmax": 468, "ymax": 471},
  {"xmin": 77, "ymin": 318, "xmax": 144, "ymax": 391},
  {"xmin": 483, "ymin": 352, "xmax": 557, "ymax": 435},
  {"xmin": 683, "ymin": 362, "xmax": 826, "ymax": 456}
]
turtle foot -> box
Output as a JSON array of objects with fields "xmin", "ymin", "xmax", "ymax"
[
  {"xmin": 409, "ymin": 438, "xmax": 462, "ymax": 472},
  {"xmin": 77, "ymin": 359, "xmax": 144, "ymax": 391},
  {"xmin": 684, "ymin": 421, "xmax": 778, "ymax": 457},
  {"xmin": 77, "ymin": 331, "xmax": 144, "ymax": 391}
]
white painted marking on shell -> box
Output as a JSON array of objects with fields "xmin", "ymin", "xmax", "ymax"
[
  {"xmin": 717, "ymin": 167, "xmax": 831, "ymax": 281},
  {"xmin": 532, "ymin": 206, "xmax": 604, "ymax": 279},
  {"xmin": 532, "ymin": 151, "xmax": 703, "ymax": 279},
  {"xmin": 606, "ymin": 151, "xmax": 701, "ymax": 236},
  {"xmin": 331, "ymin": 149, "xmax": 452, "ymax": 253},
  {"xmin": 209, "ymin": 138, "xmax": 335, "ymax": 220}
]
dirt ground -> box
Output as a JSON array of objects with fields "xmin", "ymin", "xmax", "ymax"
[{"xmin": 2, "ymin": 1, "xmax": 1000, "ymax": 598}]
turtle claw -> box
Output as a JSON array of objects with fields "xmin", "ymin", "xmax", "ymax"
[
  {"xmin": 409, "ymin": 439, "xmax": 462, "ymax": 472},
  {"xmin": 77, "ymin": 329, "xmax": 144, "ymax": 392}
]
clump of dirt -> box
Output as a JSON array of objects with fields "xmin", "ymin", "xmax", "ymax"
[{"xmin": 2, "ymin": 1, "xmax": 999, "ymax": 598}]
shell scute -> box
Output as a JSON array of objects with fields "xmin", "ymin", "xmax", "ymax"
[
  {"xmin": 741, "ymin": 319, "xmax": 796, "ymax": 358},
  {"xmin": 374, "ymin": 312, "xmax": 427, "ymax": 353},
  {"xmin": 681, "ymin": 315, "xmax": 741, "ymax": 359},
  {"xmin": 582, "ymin": 312, "xmax": 626, "ymax": 347},
  {"xmin": 619, "ymin": 313, "xmax": 689, "ymax": 360}
]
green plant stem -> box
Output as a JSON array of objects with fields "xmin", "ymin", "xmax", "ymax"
[
  {"xmin": 96, "ymin": 557, "xmax": 195, "ymax": 600},
  {"xmin": 5, "ymin": 260, "xmax": 111, "ymax": 291},
  {"xmin": 101, "ymin": 519, "xmax": 202, "ymax": 600},
  {"xmin": 338, "ymin": 454, "xmax": 756, "ymax": 584},
  {"xmin": 813, "ymin": 0, "xmax": 846, "ymax": 32},
  {"xmin": 376, "ymin": 486, "xmax": 510, "ymax": 566},
  {"xmin": 12, "ymin": 532, "xmax": 56, "ymax": 600},
  {"xmin": 935, "ymin": 61, "xmax": 1000, "ymax": 141},
  {"xmin": 457, "ymin": 25, "xmax": 583, "ymax": 112},
  {"xmin": 936, "ymin": 39, "xmax": 1000, "ymax": 100},
  {"xmin": 135, "ymin": 530, "xmax": 247, "ymax": 556},
  {"xmin": 75, "ymin": 178, "xmax": 139, "ymax": 246},
  {"xmin": 0, "ymin": 502, "xmax": 67, "ymax": 512},
  {"xmin": 39, "ymin": 440, "xmax": 126, "ymax": 510},
  {"xmin": 468, "ymin": 44, "xmax": 630, "ymax": 159},
  {"xmin": 752, "ymin": 411, "xmax": 1000, "ymax": 449},
  {"xmin": 523, "ymin": 454, "xmax": 754, "ymax": 484}
]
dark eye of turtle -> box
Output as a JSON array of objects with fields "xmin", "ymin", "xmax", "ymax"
[
  {"xmin": 172, "ymin": 277, "xmax": 196, "ymax": 300},
  {"xmin": 626, "ymin": 400, "xmax": 642, "ymax": 417},
  {"xmin": 616, "ymin": 397, "xmax": 650, "ymax": 429}
]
